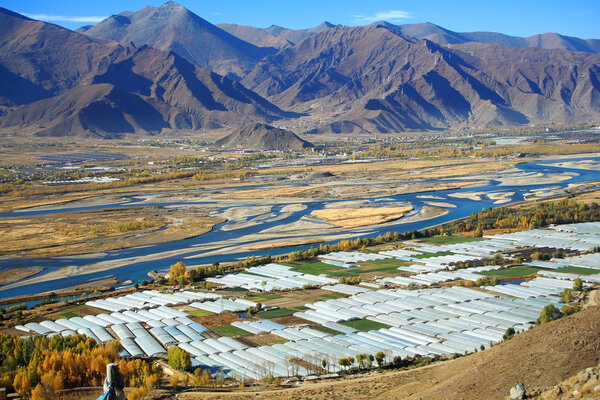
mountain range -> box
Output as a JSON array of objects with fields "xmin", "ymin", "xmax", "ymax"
[
  {"xmin": 1, "ymin": 2, "xmax": 599, "ymax": 137},
  {"xmin": 0, "ymin": 6, "xmax": 289, "ymax": 138},
  {"xmin": 220, "ymin": 20, "xmax": 600, "ymax": 54}
]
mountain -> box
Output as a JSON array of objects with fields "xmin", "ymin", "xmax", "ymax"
[
  {"xmin": 242, "ymin": 24, "xmax": 600, "ymax": 133},
  {"xmin": 390, "ymin": 22, "xmax": 600, "ymax": 54},
  {"xmin": 215, "ymin": 123, "xmax": 313, "ymax": 150},
  {"xmin": 0, "ymin": 7, "xmax": 291, "ymax": 137},
  {"xmin": 78, "ymin": 1, "xmax": 274, "ymax": 78},
  {"xmin": 0, "ymin": 83, "xmax": 172, "ymax": 138},
  {"xmin": 218, "ymin": 21, "xmax": 335, "ymax": 49}
]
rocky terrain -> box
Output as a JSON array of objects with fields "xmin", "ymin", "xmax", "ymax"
[{"xmin": 533, "ymin": 364, "xmax": 600, "ymax": 399}]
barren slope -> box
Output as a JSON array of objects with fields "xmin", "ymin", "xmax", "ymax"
[
  {"xmin": 243, "ymin": 24, "xmax": 600, "ymax": 133},
  {"xmin": 81, "ymin": 1, "xmax": 273, "ymax": 78}
]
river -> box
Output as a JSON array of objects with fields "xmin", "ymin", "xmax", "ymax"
[{"xmin": 0, "ymin": 156, "xmax": 599, "ymax": 299}]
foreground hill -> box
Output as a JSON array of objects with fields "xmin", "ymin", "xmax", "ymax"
[
  {"xmin": 79, "ymin": 1, "xmax": 273, "ymax": 78},
  {"xmin": 0, "ymin": 8, "xmax": 289, "ymax": 138},
  {"xmin": 215, "ymin": 123, "xmax": 313, "ymax": 150},
  {"xmin": 181, "ymin": 303, "xmax": 600, "ymax": 400},
  {"xmin": 243, "ymin": 23, "xmax": 600, "ymax": 133}
]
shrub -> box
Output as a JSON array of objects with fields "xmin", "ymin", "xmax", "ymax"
[{"xmin": 538, "ymin": 304, "xmax": 563, "ymax": 324}]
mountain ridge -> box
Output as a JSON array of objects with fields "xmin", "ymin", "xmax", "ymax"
[
  {"xmin": 79, "ymin": 1, "xmax": 275, "ymax": 78},
  {"xmin": 241, "ymin": 23, "xmax": 600, "ymax": 133}
]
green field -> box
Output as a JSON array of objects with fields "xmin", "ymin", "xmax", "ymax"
[
  {"xmin": 557, "ymin": 266, "xmax": 597, "ymax": 275},
  {"xmin": 211, "ymin": 325, "xmax": 253, "ymax": 337},
  {"xmin": 282, "ymin": 261, "xmax": 349, "ymax": 276},
  {"xmin": 321, "ymin": 293, "xmax": 342, "ymax": 299},
  {"xmin": 413, "ymin": 251, "xmax": 455, "ymax": 259},
  {"xmin": 245, "ymin": 294, "xmax": 283, "ymax": 302},
  {"xmin": 256, "ymin": 308, "xmax": 295, "ymax": 318},
  {"xmin": 417, "ymin": 236, "xmax": 485, "ymax": 245},
  {"xmin": 59, "ymin": 304, "xmax": 90, "ymax": 318},
  {"xmin": 186, "ymin": 309, "xmax": 215, "ymax": 317},
  {"xmin": 339, "ymin": 319, "xmax": 392, "ymax": 332},
  {"xmin": 479, "ymin": 266, "xmax": 541, "ymax": 278},
  {"xmin": 284, "ymin": 258, "xmax": 406, "ymax": 278},
  {"xmin": 312, "ymin": 325, "xmax": 342, "ymax": 335}
]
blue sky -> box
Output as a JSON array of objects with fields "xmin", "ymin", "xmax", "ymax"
[{"xmin": 4, "ymin": 0, "xmax": 600, "ymax": 39}]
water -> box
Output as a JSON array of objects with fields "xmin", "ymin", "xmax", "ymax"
[{"xmin": 1, "ymin": 156, "xmax": 599, "ymax": 299}]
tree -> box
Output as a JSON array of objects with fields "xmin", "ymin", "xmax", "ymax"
[
  {"xmin": 538, "ymin": 304, "xmax": 563, "ymax": 324},
  {"xmin": 181, "ymin": 374, "xmax": 189, "ymax": 387},
  {"xmin": 169, "ymin": 261, "xmax": 188, "ymax": 283},
  {"xmin": 492, "ymin": 254, "xmax": 504, "ymax": 265},
  {"xmin": 356, "ymin": 353, "xmax": 365, "ymax": 369},
  {"xmin": 573, "ymin": 278, "xmax": 583, "ymax": 291},
  {"xmin": 170, "ymin": 375, "xmax": 180, "ymax": 389},
  {"xmin": 30, "ymin": 384, "xmax": 49, "ymax": 400},
  {"xmin": 474, "ymin": 226, "xmax": 483, "ymax": 237},
  {"xmin": 562, "ymin": 288, "xmax": 572, "ymax": 303},
  {"xmin": 167, "ymin": 347, "xmax": 191, "ymax": 371},
  {"xmin": 338, "ymin": 357, "xmax": 353, "ymax": 370},
  {"xmin": 127, "ymin": 386, "xmax": 148, "ymax": 400},
  {"xmin": 375, "ymin": 351, "xmax": 386, "ymax": 367},
  {"xmin": 321, "ymin": 359, "xmax": 327, "ymax": 370},
  {"xmin": 502, "ymin": 327, "xmax": 515, "ymax": 341},
  {"xmin": 193, "ymin": 368, "xmax": 210, "ymax": 386}
]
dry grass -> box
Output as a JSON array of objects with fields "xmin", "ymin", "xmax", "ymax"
[
  {"xmin": 311, "ymin": 206, "xmax": 413, "ymax": 228},
  {"xmin": 0, "ymin": 207, "xmax": 223, "ymax": 258},
  {"xmin": 0, "ymin": 266, "xmax": 43, "ymax": 285},
  {"xmin": 242, "ymin": 239, "xmax": 324, "ymax": 251}
]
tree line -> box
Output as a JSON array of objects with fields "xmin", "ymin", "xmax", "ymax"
[{"xmin": 0, "ymin": 334, "xmax": 161, "ymax": 400}]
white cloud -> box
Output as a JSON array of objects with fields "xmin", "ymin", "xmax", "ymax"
[
  {"xmin": 352, "ymin": 10, "xmax": 415, "ymax": 23},
  {"xmin": 22, "ymin": 13, "xmax": 108, "ymax": 23}
]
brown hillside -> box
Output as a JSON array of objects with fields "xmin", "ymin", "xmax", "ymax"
[
  {"xmin": 0, "ymin": 8, "xmax": 290, "ymax": 137},
  {"xmin": 179, "ymin": 304, "xmax": 600, "ymax": 400},
  {"xmin": 243, "ymin": 24, "xmax": 600, "ymax": 133},
  {"xmin": 81, "ymin": 1, "xmax": 273, "ymax": 78},
  {"xmin": 215, "ymin": 123, "xmax": 313, "ymax": 151}
]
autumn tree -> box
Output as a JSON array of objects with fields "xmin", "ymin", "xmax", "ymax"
[
  {"xmin": 127, "ymin": 386, "xmax": 148, "ymax": 400},
  {"xmin": 170, "ymin": 375, "xmax": 180, "ymax": 389},
  {"xmin": 169, "ymin": 262, "xmax": 189, "ymax": 283},
  {"xmin": 167, "ymin": 346, "xmax": 191, "ymax": 371}
]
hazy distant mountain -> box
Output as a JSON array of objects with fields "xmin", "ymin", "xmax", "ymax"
[
  {"xmin": 0, "ymin": 7, "xmax": 290, "ymax": 138},
  {"xmin": 218, "ymin": 22, "xmax": 335, "ymax": 49},
  {"xmin": 243, "ymin": 24, "xmax": 600, "ymax": 133},
  {"xmin": 386, "ymin": 22, "xmax": 600, "ymax": 54},
  {"xmin": 78, "ymin": 1, "xmax": 274, "ymax": 78},
  {"xmin": 215, "ymin": 123, "xmax": 313, "ymax": 150}
]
